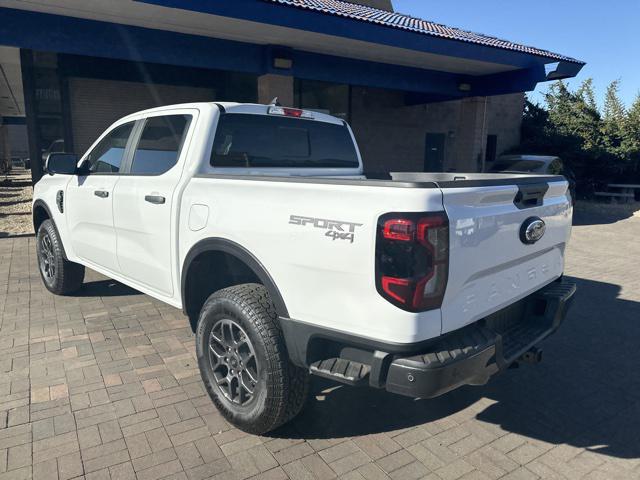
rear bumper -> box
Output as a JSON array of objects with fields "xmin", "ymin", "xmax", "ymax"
[{"xmin": 385, "ymin": 281, "xmax": 576, "ymax": 398}]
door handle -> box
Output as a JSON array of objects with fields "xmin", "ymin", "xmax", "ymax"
[
  {"xmin": 145, "ymin": 195, "xmax": 166, "ymax": 205},
  {"xmin": 94, "ymin": 190, "xmax": 109, "ymax": 198}
]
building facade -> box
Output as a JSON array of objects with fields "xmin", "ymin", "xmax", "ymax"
[{"xmin": 0, "ymin": 0, "xmax": 584, "ymax": 182}]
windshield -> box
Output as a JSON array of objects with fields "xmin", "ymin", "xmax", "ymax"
[
  {"xmin": 489, "ymin": 159, "xmax": 546, "ymax": 173},
  {"xmin": 210, "ymin": 113, "xmax": 359, "ymax": 168}
]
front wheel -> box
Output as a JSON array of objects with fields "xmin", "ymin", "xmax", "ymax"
[
  {"xmin": 36, "ymin": 219, "xmax": 85, "ymax": 295},
  {"xmin": 196, "ymin": 283, "xmax": 309, "ymax": 434}
]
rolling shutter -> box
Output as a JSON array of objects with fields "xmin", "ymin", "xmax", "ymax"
[{"xmin": 69, "ymin": 77, "xmax": 215, "ymax": 155}]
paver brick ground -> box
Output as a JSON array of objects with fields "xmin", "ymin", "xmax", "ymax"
[{"xmin": 1, "ymin": 206, "xmax": 640, "ymax": 479}]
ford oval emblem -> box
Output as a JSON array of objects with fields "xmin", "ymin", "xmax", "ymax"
[{"xmin": 520, "ymin": 217, "xmax": 546, "ymax": 244}]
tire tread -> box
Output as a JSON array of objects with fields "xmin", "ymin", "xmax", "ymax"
[
  {"xmin": 37, "ymin": 220, "xmax": 85, "ymax": 295},
  {"xmin": 197, "ymin": 283, "xmax": 309, "ymax": 434}
]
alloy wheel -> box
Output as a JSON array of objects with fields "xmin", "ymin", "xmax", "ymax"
[
  {"xmin": 39, "ymin": 232, "xmax": 56, "ymax": 280},
  {"xmin": 208, "ymin": 318, "xmax": 259, "ymax": 405}
]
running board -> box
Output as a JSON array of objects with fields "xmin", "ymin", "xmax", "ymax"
[{"xmin": 309, "ymin": 358, "xmax": 371, "ymax": 386}]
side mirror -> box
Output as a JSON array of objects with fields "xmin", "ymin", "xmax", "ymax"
[{"xmin": 46, "ymin": 153, "xmax": 78, "ymax": 175}]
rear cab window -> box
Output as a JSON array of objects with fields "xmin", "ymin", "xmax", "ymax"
[{"xmin": 210, "ymin": 113, "xmax": 359, "ymax": 169}]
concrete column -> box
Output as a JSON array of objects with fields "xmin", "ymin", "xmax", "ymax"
[
  {"xmin": 0, "ymin": 125, "xmax": 9, "ymax": 172},
  {"xmin": 451, "ymin": 97, "xmax": 488, "ymax": 172},
  {"xmin": 257, "ymin": 74, "xmax": 294, "ymax": 107}
]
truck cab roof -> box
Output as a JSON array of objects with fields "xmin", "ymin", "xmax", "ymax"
[{"xmin": 119, "ymin": 102, "xmax": 345, "ymax": 125}]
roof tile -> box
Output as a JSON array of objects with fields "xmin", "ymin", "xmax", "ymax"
[{"xmin": 264, "ymin": 0, "xmax": 584, "ymax": 64}]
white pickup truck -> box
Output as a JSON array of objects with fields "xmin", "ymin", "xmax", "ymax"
[{"xmin": 34, "ymin": 102, "xmax": 576, "ymax": 433}]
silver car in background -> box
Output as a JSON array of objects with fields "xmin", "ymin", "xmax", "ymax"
[{"xmin": 488, "ymin": 155, "xmax": 576, "ymax": 204}]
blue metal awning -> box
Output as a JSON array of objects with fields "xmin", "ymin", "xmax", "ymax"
[
  {"xmin": 136, "ymin": 0, "xmax": 584, "ymax": 72},
  {"xmin": 0, "ymin": 0, "xmax": 585, "ymax": 102}
]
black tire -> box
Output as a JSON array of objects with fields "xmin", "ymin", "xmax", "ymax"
[
  {"xmin": 196, "ymin": 283, "xmax": 309, "ymax": 434},
  {"xmin": 36, "ymin": 219, "xmax": 85, "ymax": 295}
]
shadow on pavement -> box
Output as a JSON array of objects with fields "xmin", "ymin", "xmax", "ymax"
[
  {"xmin": 573, "ymin": 201, "xmax": 640, "ymax": 225},
  {"xmin": 0, "ymin": 199, "xmax": 31, "ymax": 207},
  {"xmin": 0, "ymin": 232, "xmax": 34, "ymax": 238},
  {"xmin": 278, "ymin": 276, "xmax": 640, "ymax": 460},
  {"xmin": 0, "ymin": 179, "xmax": 33, "ymax": 189},
  {"xmin": 77, "ymin": 279, "xmax": 142, "ymax": 297}
]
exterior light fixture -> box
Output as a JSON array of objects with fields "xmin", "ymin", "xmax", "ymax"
[{"xmin": 273, "ymin": 57, "xmax": 293, "ymax": 70}]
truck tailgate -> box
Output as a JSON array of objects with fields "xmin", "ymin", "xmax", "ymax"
[{"xmin": 439, "ymin": 179, "xmax": 572, "ymax": 334}]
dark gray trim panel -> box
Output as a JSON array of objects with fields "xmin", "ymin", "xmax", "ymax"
[
  {"xmin": 118, "ymin": 120, "xmax": 145, "ymax": 175},
  {"xmin": 390, "ymin": 171, "xmax": 566, "ymax": 188},
  {"xmin": 436, "ymin": 177, "xmax": 564, "ymax": 188},
  {"xmin": 194, "ymin": 174, "xmax": 438, "ymax": 189},
  {"xmin": 279, "ymin": 316, "xmax": 444, "ymax": 368},
  {"xmin": 181, "ymin": 237, "xmax": 289, "ymax": 318},
  {"xmin": 193, "ymin": 173, "xmax": 567, "ymax": 189}
]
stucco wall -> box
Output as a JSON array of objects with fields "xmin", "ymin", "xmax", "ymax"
[
  {"xmin": 6, "ymin": 124, "xmax": 28, "ymax": 157},
  {"xmin": 349, "ymin": 87, "xmax": 524, "ymax": 175},
  {"xmin": 484, "ymin": 93, "xmax": 525, "ymax": 165}
]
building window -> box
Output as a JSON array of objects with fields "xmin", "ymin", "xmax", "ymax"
[{"xmin": 294, "ymin": 79, "xmax": 350, "ymax": 121}]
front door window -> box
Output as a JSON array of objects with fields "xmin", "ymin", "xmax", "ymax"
[{"xmin": 85, "ymin": 122, "xmax": 134, "ymax": 174}]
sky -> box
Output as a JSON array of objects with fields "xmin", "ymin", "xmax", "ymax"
[{"xmin": 393, "ymin": 0, "xmax": 639, "ymax": 110}]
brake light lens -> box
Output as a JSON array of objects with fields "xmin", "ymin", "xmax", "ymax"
[
  {"xmin": 383, "ymin": 219, "xmax": 415, "ymax": 241},
  {"xmin": 376, "ymin": 212, "xmax": 449, "ymax": 312},
  {"xmin": 268, "ymin": 106, "xmax": 314, "ymax": 119}
]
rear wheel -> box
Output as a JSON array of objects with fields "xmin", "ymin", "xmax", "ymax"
[
  {"xmin": 196, "ymin": 283, "xmax": 309, "ymax": 434},
  {"xmin": 37, "ymin": 219, "xmax": 85, "ymax": 295}
]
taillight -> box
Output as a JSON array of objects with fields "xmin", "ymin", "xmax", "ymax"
[{"xmin": 375, "ymin": 212, "xmax": 449, "ymax": 312}]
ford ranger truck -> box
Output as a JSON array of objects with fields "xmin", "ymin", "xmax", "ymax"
[{"xmin": 33, "ymin": 102, "xmax": 576, "ymax": 434}]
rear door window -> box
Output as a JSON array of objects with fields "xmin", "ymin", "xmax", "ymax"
[
  {"xmin": 130, "ymin": 115, "xmax": 191, "ymax": 175},
  {"xmin": 211, "ymin": 114, "xmax": 359, "ymax": 168}
]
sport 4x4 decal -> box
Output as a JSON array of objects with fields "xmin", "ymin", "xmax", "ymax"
[{"xmin": 289, "ymin": 215, "xmax": 363, "ymax": 244}]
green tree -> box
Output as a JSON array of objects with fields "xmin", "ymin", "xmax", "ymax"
[
  {"xmin": 603, "ymin": 79, "xmax": 626, "ymax": 122},
  {"xmin": 545, "ymin": 80, "xmax": 575, "ymax": 135},
  {"xmin": 623, "ymin": 93, "xmax": 640, "ymax": 173},
  {"xmin": 514, "ymin": 78, "xmax": 639, "ymax": 192},
  {"xmin": 574, "ymin": 78, "xmax": 602, "ymax": 151},
  {"xmin": 544, "ymin": 79, "xmax": 601, "ymax": 152},
  {"xmin": 602, "ymin": 79, "xmax": 626, "ymax": 157},
  {"xmin": 577, "ymin": 78, "xmax": 597, "ymax": 111}
]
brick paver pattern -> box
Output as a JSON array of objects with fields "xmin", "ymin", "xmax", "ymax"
[{"xmin": 1, "ymin": 211, "xmax": 639, "ymax": 480}]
